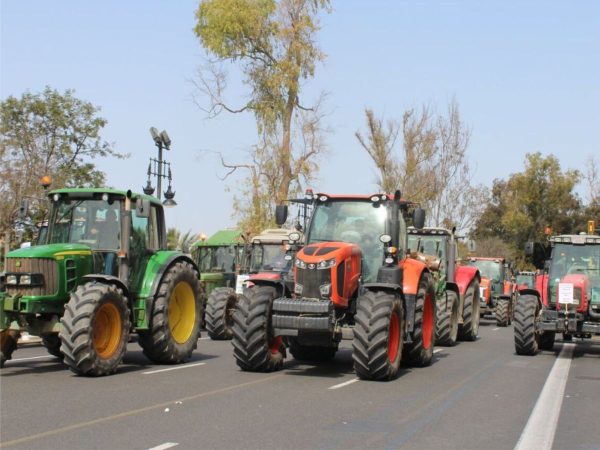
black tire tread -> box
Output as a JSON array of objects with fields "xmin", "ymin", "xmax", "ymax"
[
  {"xmin": 404, "ymin": 274, "xmax": 436, "ymax": 367},
  {"xmin": 206, "ymin": 287, "xmax": 237, "ymax": 340},
  {"xmin": 59, "ymin": 282, "xmax": 130, "ymax": 376},
  {"xmin": 352, "ymin": 290, "xmax": 403, "ymax": 381},
  {"xmin": 436, "ymin": 291, "xmax": 459, "ymax": 347},
  {"xmin": 231, "ymin": 286, "xmax": 284, "ymax": 372},
  {"xmin": 514, "ymin": 294, "xmax": 539, "ymax": 355},
  {"xmin": 458, "ymin": 280, "xmax": 480, "ymax": 341},
  {"xmin": 139, "ymin": 261, "xmax": 202, "ymax": 364},
  {"xmin": 496, "ymin": 298, "xmax": 510, "ymax": 327}
]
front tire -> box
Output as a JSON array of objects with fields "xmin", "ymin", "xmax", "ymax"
[
  {"xmin": 514, "ymin": 294, "xmax": 539, "ymax": 355},
  {"xmin": 0, "ymin": 330, "xmax": 20, "ymax": 368},
  {"xmin": 436, "ymin": 290, "xmax": 459, "ymax": 346},
  {"xmin": 60, "ymin": 282, "xmax": 130, "ymax": 376},
  {"xmin": 353, "ymin": 290, "xmax": 403, "ymax": 380},
  {"xmin": 42, "ymin": 333, "xmax": 63, "ymax": 358},
  {"xmin": 458, "ymin": 280, "xmax": 480, "ymax": 341},
  {"xmin": 403, "ymin": 273, "xmax": 436, "ymax": 367},
  {"xmin": 139, "ymin": 261, "xmax": 202, "ymax": 364},
  {"xmin": 495, "ymin": 298, "xmax": 510, "ymax": 327},
  {"xmin": 205, "ymin": 287, "xmax": 238, "ymax": 340},
  {"xmin": 231, "ymin": 286, "xmax": 284, "ymax": 372}
]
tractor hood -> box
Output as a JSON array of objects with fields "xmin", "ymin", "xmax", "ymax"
[
  {"xmin": 298, "ymin": 241, "xmax": 362, "ymax": 264},
  {"xmin": 6, "ymin": 243, "xmax": 92, "ymax": 260}
]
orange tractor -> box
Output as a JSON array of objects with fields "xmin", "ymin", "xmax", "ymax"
[
  {"xmin": 464, "ymin": 257, "xmax": 516, "ymax": 326},
  {"xmin": 231, "ymin": 191, "xmax": 436, "ymax": 381}
]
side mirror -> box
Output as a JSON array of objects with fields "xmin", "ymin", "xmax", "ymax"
[
  {"xmin": 275, "ymin": 204, "xmax": 288, "ymax": 227},
  {"xmin": 135, "ymin": 199, "xmax": 151, "ymax": 218},
  {"xmin": 412, "ymin": 208, "xmax": 426, "ymax": 229},
  {"xmin": 524, "ymin": 241, "xmax": 534, "ymax": 257}
]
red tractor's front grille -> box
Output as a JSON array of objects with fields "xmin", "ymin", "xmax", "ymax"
[
  {"xmin": 296, "ymin": 266, "xmax": 331, "ymax": 299},
  {"xmin": 5, "ymin": 258, "xmax": 59, "ymax": 297}
]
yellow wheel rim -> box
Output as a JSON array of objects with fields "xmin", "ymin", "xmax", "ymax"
[
  {"xmin": 168, "ymin": 281, "xmax": 196, "ymax": 344},
  {"xmin": 93, "ymin": 303, "xmax": 122, "ymax": 359}
]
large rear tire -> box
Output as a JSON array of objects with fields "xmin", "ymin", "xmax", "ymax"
[
  {"xmin": 514, "ymin": 294, "xmax": 539, "ymax": 355},
  {"xmin": 353, "ymin": 290, "xmax": 403, "ymax": 380},
  {"xmin": 436, "ymin": 290, "xmax": 459, "ymax": 346},
  {"xmin": 458, "ymin": 280, "xmax": 480, "ymax": 341},
  {"xmin": 495, "ymin": 298, "xmax": 510, "ymax": 327},
  {"xmin": 42, "ymin": 333, "xmax": 63, "ymax": 358},
  {"xmin": 139, "ymin": 261, "xmax": 202, "ymax": 364},
  {"xmin": 231, "ymin": 286, "xmax": 284, "ymax": 372},
  {"xmin": 0, "ymin": 330, "xmax": 20, "ymax": 368},
  {"xmin": 206, "ymin": 287, "xmax": 238, "ymax": 340},
  {"xmin": 60, "ymin": 282, "xmax": 130, "ymax": 376},
  {"xmin": 403, "ymin": 273, "xmax": 436, "ymax": 367}
]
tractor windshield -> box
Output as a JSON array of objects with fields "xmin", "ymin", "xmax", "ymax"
[
  {"xmin": 48, "ymin": 199, "xmax": 121, "ymax": 250},
  {"xmin": 250, "ymin": 243, "xmax": 290, "ymax": 273},
  {"xmin": 407, "ymin": 235, "xmax": 445, "ymax": 260},
  {"xmin": 308, "ymin": 199, "xmax": 389, "ymax": 255},
  {"xmin": 467, "ymin": 260, "xmax": 502, "ymax": 282},
  {"xmin": 548, "ymin": 243, "xmax": 600, "ymax": 299},
  {"xmin": 516, "ymin": 273, "xmax": 535, "ymax": 288}
]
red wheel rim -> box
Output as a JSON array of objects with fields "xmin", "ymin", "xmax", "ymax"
[
  {"xmin": 269, "ymin": 336, "xmax": 283, "ymax": 354},
  {"xmin": 388, "ymin": 310, "xmax": 400, "ymax": 362},
  {"xmin": 422, "ymin": 293, "xmax": 434, "ymax": 350}
]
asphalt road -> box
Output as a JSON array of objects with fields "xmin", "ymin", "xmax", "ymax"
[{"xmin": 1, "ymin": 318, "xmax": 599, "ymax": 450}]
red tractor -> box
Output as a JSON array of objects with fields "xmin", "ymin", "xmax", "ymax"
[
  {"xmin": 407, "ymin": 227, "xmax": 481, "ymax": 345},
  {"xmin": 464, "ymin": 257, "xmax": 516, "ymax": 326},
  {"xmin": 232, "ymin": 191, "xmax": 436, "ymax": 381},
  {"xmin": 515, "ymin": 233, "xmax": 600, "ymax": 354}
]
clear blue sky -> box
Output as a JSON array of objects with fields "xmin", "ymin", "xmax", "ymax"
[{"xmin": 2, "ymin": 1, "xmax": 599, "ymax": 236}]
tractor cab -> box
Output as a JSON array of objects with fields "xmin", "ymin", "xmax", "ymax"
[
  {"xmin": 545, "ymin": 235, "xmax": 600, "ymax": 313},
  {"xmin": 515, "ymin": 271, "xmax": 536, "ymax": 290}
]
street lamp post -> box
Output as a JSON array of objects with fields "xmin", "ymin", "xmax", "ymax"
[{"xmin": 144, "ymin": 127, "xmax": 177, "ymax": 207}]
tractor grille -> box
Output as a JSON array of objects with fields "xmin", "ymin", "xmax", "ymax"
[
  {"xmin": 296, "ymin": 266, "xmax": 331, "ymax": 299},
  {"xmin": 5, "ymin": 258, "xmax": 58, "ymax": 296}
]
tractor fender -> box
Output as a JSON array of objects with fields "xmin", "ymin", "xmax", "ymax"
[
  {"xmin": 454, "ymin": 265, "xmax": 480, "ymax": 297},
  {"xmin": 445, "ymin": 281, "xmax": 460, "ymax": 299},
  {"xmin": 246, "ymin": 278, "xmax": 289, "ymax": 297},
  {"xmin": 362, "ymin": 282, "xmax": 403, "ymax": 296},
  {"xmin": 399, "ymin": 257, "xmax": 429, "ymax": 333},
  {"xmin": 518, "ymin": 288, "xmax": 543, "ymax": 310},
  {"xmin": 145, "ymin": 252, "xmax": 199, "ymax": 300}
]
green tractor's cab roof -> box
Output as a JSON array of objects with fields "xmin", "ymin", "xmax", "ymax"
[
  {"xmin": 49, "ymin": 188, "xmax": 161, "ymax": 206},
  {"xmin": 193, "ymin": 229, "xmax": 246, "ymax": 247}
]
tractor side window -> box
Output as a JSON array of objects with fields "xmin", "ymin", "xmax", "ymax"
[
  {"xmin": 148, "ymin": 206, "xmax": 159, "ymax": 251},
  {"xmin": 131, "ymin": 209, "xmax": 149, "ymax": 255}
]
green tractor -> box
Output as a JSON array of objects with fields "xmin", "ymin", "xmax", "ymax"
[
  {"xmin": 191, "ymin": 229, "xmax": 249, "ymax": 328},
  {"xmin": 204, "ymin": 228, "xmax": 298, "ymax": 340},
  {"xmin": 0, "ymin": 188, "xmax": 202, "ymax": 375}
]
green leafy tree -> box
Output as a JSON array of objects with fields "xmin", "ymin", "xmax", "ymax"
[
  {"xmin": 194, "ymin": 0, "xmax": 330, "ymax": 234},
  {"xmin": 0, "ymin": 86, "xmax": 126, "ymax": 260},
  {"xmin": 473, "ymin": 152, "xmax": 584, "ymax": 259}
]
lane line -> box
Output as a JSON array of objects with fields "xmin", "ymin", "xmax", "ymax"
[
  {"xmin": 493, "ymin": 327, "xmax": 500, "ymax": 331},
  {"xmin": 329, "ymin": 378, "xmax": 359, "ymax": 390},
  {"xmin": 148, "ymin": 443, "xmax": 178, "ymax": 450},
  {"xmin": 142, "ymin": 362, "xmax": 205, "ymax": 374},
  {"xmin": 433, "ymin": 349, "xmax": 443, "ymax": 354},
  {"xmin": 0, "ymin": 373, "xmax": 284, "ymax": 448},
  {"xmin": 514, "ymin": 343, "xmax": 574, "ymax": 450},
  {"xmin": 199, "ymin": 337, "xmax": 211, "ymax": 340},
  {"xmin": 5, "ymin": 355, "xmax": 56, "ymax": 363}
]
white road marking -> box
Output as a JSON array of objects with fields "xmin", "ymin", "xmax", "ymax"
[
  {"xmin": 514, "ymin": 343, "xmax": 574, "ymax": 450},
  {"xmin": 199, "ymin": 337, "xmax": 211, "ymax": 340},
  {"xmin": 148, "ymin": 443, "xmax": 179, "ymax": 450},
  {"xmin": 6, "ymin": 355, "xmax": 56, "ymax": 363},
  {"xmin": 328, "ymin": 378, "xmax": 359, "ymax": 390},
  {"xmin": 143, "ymin": 362, "xmax": 206, "ymax": 375},
  {"xmin": 433, "ymin": 348, "xmax": 443, "ymax": 354},
  {"xmin": 493, "ymin": 327, "xmax": 500, "ymax": 331}
]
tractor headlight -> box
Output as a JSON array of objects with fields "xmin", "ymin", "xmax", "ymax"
[
  {"xmin": 19, "ymin": 274, "xmax": 32, "ymax": 285},
  {"xmin": 320, "ymin": 283, "xmax": 331, "ymax": 297},
  {"xmin": 317, "ymin": 258, "xmax": 336, "ymax": 270},
  {"xmin": 295, "ymin": 259, "xmax": 307, "ymax": 269},
  {"xmin": 6, "ymin": 275, "xmax": 17, "ymax": 285}
]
